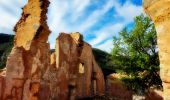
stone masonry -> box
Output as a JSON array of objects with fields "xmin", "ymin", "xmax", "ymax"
[
  {"xmin": 0, "ymin": 0, "xmax": 105, "ymax": 100},
  {"xmin": 43, "ymin": 32, "xmax": 105, "ymax": 100},
  {"xmin": 143, "ymin": 0, "xmax": 170, "ymax": 99}
]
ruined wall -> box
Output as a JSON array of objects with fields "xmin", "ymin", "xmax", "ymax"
[
  {"xmin": 0, "ymin": 0, "xmax": 105, "ymax": 99},
  {"xmin": 143, "ymin": 0, "xmax": 170, "ymax": 99},
  {"xmin": 0, "ymin": 0, "xmax": 51, "ymax": 99},
  {"xmin": 43, "ymin": 33, "xmax": 105, "ymax": 100}
]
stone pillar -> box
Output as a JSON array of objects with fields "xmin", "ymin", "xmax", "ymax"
[
  {"xmin": 0, "ymin": 0, "xmax": 51, "ymax": 100},
  {"xmin": 143, "ymin": 0, "xmax": 170, "ymax": 99}
]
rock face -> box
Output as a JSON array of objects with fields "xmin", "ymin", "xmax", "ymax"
[
  {"xmin": 143, "ymin": 0, "xmax": 170, "ymax": 99},
  {"xmin": 106, "ymin": 74, "xmax": 132, "ymax": 100},
  {"xmin": 0, "ymin": 0, "xmax": 51, "ymax": 99},
  {"xmin": 44, "ymin": 32, "xmax": 105, "ymax": 99}
]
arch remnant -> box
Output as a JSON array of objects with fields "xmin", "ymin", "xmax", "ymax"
[{"xmin": 143, "ymin": 0, "xmax": 170, "ymax": 99}]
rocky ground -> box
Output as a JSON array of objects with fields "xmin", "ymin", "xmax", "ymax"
[{"xmin": 78, "ymin": 95, "xmax": 145, "ymax": 100}]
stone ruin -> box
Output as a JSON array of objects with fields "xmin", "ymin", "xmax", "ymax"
[
  {"xmin": 0, "ymin": 0, "xmax": 105, "ymax": 100},
  {"xmin": 143, "ymin": 0, "xmax": 170, "ymax": 99},
  {"xmin": 46, "ymin": 33, "xmax": 105, "ymax": 100},
  {"xmin": 2, "ymin": 0, "xmax": 170, "ymax": 99}
]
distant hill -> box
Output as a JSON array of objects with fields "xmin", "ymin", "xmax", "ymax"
[
  {"xmin": 0, "ymin": 33, "xmax": 14, "ymax": 44},
  {"xmin": 0, "ymin": 33, "xmax": 14, "ymax": 69},
  {"xmin": 92, "ymin": 48, "xmax": 115, "ymax": 78}
]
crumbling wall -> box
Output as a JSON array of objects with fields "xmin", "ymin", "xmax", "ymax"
[
  {"xmin": 0, "ymin": 0, "xmax": 105, "ymax": 99},
  {"xmin": 143, "ymin": 0, "xmax": 170, "ymax": 99},
  {"xmin": 0, "ymin": 0, "xmax": 51, "ymax": 99},
  {"xmin": 44, "ymin": 33, "xmax": 105, "ymax": 100}
]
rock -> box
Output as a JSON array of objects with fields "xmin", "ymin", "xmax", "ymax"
[
  {"xmin": 106, "ymin": 73, "xmax": 132, "ymax": 100},
  {"xmin": 43, "ymin": 32, "xmax": 105, "ymax": 100},
  {"xmin": 143, "ymin": 0, "xmax": 170, "ymax": 99}
]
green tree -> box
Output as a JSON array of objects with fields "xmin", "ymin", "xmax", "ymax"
[
  {"xmin": 92, "ymin": 48, "xmax": 115, "ymax": 78},
  {"xmin": 0, "ymin": 33, "xmax": 14, "ymax": 69},
  {"xmin": 111, "ymin": 14, "xmax": 162, "ymax": 92}
]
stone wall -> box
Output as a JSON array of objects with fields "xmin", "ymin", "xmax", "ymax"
[
  {"xmin": 143, "ymin": 0, "xmax": 170, "ymax": 99},
  {"xmin": 0, "ymin": 0, "xmax": 105, "ymax": 99},
  {"xmin": 0, "ymin": 0, "xmax": 51, "ymax": 99},
  {"xmin": 43, "ymin": 33, "xmax": 105, "ymax": 99}
]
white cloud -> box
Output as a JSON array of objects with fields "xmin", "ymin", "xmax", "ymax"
[
  {"xmin": 77, "ymin": 0, "xmax": 114, "ymax": 33},
  {"xmin": 70, "ymin": 0, "xmax": 91, "ymax": 22},
  {"xmin": 90, "ymin": 1, "xmax": 143, "ymax": 52},
  {"xmin": 114, "ymin": 1, "xmax": 143, "ymax": 23},
  {"xmin": 48, "ymin": 0, "xmax": 115, "ymax": 49},
  {"xmin": 0, "ymin": 0, "xmax": 27, "ymax": 34},
  {"xmin": 89, "ymin": 23, "xmax": 123, "ymax": 46},
  {"xmin": 72, "ymin": 0, "xmax": 90, "ymax": 14},
  {"xmin": 0, "ymin": 0, "xmax": 143, "ymax": 52},
  {"xmin": 95, "ymin": 39, "xmax": 113, "ymax": 53}
]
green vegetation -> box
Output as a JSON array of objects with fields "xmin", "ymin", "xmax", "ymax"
[
  {"xmin": 92, "ymin": 48, "xmax": 115, "ymax": 78},
  {"xmin": 110, "ymin": 14, "xmax": 162, "ymax": 93},
  {"xmin": 0, "ymin": 33, "xmax": 14, "ymax": 69}
]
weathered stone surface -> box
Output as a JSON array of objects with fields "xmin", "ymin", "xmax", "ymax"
[
  {"xmin": 43, "ymin": 32, "xmax": 105, "ymax": 100},
  {"xmin": 0, "ymin": 0, "xmax": 51, "ymax": 100},
  {"xmin": 143, "ymin": 0, "xmax": 170, "ymax": 99},
  {"xmin": 14, "ymin": 0, "xmax": 50, "ymax": 50},
  {"xmin": 106, "ymin": 74, "xmax": 132, "ymax": 100},
  {"xmin": 0, "ymin": 0, "xmax": 105, "ymax": 99}
]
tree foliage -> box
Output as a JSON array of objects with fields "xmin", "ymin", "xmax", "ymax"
[
  {"xmin": 0, "ymin": 33, "xmax": 14, "ymax": 69},
  {"xmin": 92, "ymin": 48, "xmax": 115, "ymax": 78},
  {"xmin": 111, "ymin": 14, "xmax": 162, "ymax": 92}
]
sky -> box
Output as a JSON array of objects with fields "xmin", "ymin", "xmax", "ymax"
[{"xmin": 0, "ymin": 0, "xmax": 143, "ymax": 52}]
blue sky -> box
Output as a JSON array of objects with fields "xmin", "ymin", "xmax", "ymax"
[{"xmin": 0, "ymin": 0, "xmax": 143, "ymax": 52}]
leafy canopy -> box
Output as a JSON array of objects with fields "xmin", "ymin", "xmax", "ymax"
[{"xmin": 111, "ymin": 14, "xmax": 162, "ymax": 91}]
